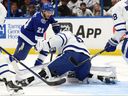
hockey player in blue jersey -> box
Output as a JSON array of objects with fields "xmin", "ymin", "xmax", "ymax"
[{"xmin": 11, "ymin": 2, "xmax": 60, "ymax": 66}]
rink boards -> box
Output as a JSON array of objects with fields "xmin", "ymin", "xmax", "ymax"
[{"xmin": 0, "ymin": 17, "xmax": 122, "ymax": 55}]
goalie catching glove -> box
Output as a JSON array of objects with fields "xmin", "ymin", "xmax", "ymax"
[
  {"xmin": 104, "ymin": 38, "xmax": 118, "ymax": 52},
  {"xmin": 35, "ymin": 39, "xmax": 56, "ymax": 53},
  {"xmin": 35, "ymin": 39, "xmax": 45, "ymax": 52}
]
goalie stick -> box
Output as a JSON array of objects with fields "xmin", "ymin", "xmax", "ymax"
[
  {"xmin": 69, "ymin": 49, "xmax": 106, "ymax": 67},
  {"xmin": 0, "ymin": 46, "xmax": 66, "ymax": 86}
]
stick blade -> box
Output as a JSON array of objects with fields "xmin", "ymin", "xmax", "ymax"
[{"xmin": 46, "ymin": 78, "xmax": 66, "ymax": 86}]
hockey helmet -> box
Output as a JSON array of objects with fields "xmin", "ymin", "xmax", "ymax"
[{"xmin": 42, "ymin": 2, "xmax": 54, "ymax": 13}]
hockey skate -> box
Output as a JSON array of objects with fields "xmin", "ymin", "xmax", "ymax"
[
  {"xmin": 16, "ymin": 76, "xmax": 34, "ymax": 87},
  {"xmin": 3, "ymin": 78, "xmax": 24, "ymax": 95}
]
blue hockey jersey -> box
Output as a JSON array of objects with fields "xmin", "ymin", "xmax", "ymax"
[{"xmin": 20, "ymin": 12, "xmax": 59, "ymax": 45}]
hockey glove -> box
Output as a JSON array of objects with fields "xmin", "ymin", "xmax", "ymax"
[
  {"xmin": 104, "ymin": 38, "xmax": 118, "ymax": 52},
  {"xmin": 52, "ymin": 23, "xmax": 61, "ymax": 34}
]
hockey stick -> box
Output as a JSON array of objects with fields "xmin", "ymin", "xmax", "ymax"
[
  {"xmin": 69, "ymin": 49, "xmax": 106, "ymax": 67},
  {"xmin": 69, "ymin": 37, "xmax": 125, "ymax": 66},
  {"xmin": 0, "ymin": 47, "xmax": 66, "ymax": 86},
  {"xmin": 50, "ymin": 52, "xmax": 53, "ymax": 62},
  {"xmin": 49, "ymin": 47, "xmax": 56, "ymax": 62}
]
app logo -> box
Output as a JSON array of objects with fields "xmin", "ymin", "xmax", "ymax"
[
  {"xmin": 59, "ymin": 22, "xmax": 73, "ymax": 32},
  {"xmin": 0, "ymin": 24, "xmax": 6, "ymax": 38}
]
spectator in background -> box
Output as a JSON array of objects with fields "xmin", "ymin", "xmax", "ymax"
[
  {"xmin": 67, "ymin": 0, "xmax": 99, "ymax": 14},
  {"xmin": 21, "ymin": 0, "xmax": 31, "ymax": 16},
  {"xmin": 93, "ymin": 2, "xmax": 107, "ymax": 16},
  {"xmin": 2, "ymin": 0, "xmax": 7, "ymax": 10},
  {"xmin": 111, "ymin": 0, "xmax": 119, "ymax": 6},
  {"xmin": 24, "ymin": 3, "xmax": 36, "ymax": 17},
  {"xmin": 41, "ymin": 0, "xmax": 50, "ymax": 3},
  {"xmin": 0, "ymin": 0, "xmax": 7, "ymax": 24},
  {"xmin": 39, "ymin": 0, "xmax": 51, "ymax": 7},
  {"xmin": 31, "ymin": 0, "xmax": 36, "ymax": 4},
  {"xmin": 82, "ymin": 0, "xmax": 100, "ymax": 11},
  {"xmin": 58, "ymin": 0, "xmax": 72, "ymax": 16},
  {"xmin": 10, "ymin": 2, "xmax": 23, "ymax": 17},
  {"xmin": 67, "ymin": 0, "xmax": 82, "ymax": 11},
  {"xmin": 104, "ymin": 0, "xmax": 111, "ymax": 11},
  {"xmin": 51, "ymin": 0, "xmax": 55, "ymax": 5},
  {"xmin": 72, "ymin": 2, "xmax": 93, "ymax": 16}
]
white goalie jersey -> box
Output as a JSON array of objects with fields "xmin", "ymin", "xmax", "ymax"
[
  {"xmin": 111, "ymin": 0, "xmax": 128, "ymax": 42},
  {"xmin": 0, "ymin": 3, "xmax": 7, "ymax": 25},
  {"xmin": 37, "ymin": 31, "xmax": 90, "ymax": 56}
]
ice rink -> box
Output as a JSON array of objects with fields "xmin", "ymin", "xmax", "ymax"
[{"xmin": 0, "ymin": 55, "xmax": 128, "ymax": 96}]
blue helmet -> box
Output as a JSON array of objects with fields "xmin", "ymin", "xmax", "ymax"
[{"xmin": 42, "ymin": 3, "xmax": 54, "ymax": 12}]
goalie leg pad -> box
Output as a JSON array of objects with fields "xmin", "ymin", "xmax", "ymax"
[
  {"xmin": 90, "ymin": 66, "xmax": 117, "ymax": 78},
  {"xmin": 88, "ymin": 74, "xmax": 117, "ymax": 84},
  {"xmin": 89, "ymin": 66, "xmax": 117, "ymax": 84}
]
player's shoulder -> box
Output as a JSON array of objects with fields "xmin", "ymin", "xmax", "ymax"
[
  {"xmin": 0, "ymin": 3, "xmax": 4, "ymax": 8},
  {"xmin": 32, "ymin": 12, "xmax": 41, "ymax": 18},
  {"xmin": 112, "ymin": 0, "xmax": 126, "ymax": 12},
  {"xmin": 114, "ymin": 0, "xmax": 127, "ymax": 7}
]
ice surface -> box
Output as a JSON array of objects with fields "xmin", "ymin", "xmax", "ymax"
[{"xmin": 0, "ymin": 55, "xmax": 128, "ymax": 96}]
